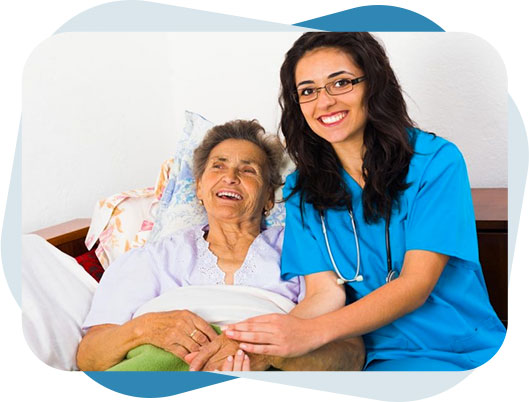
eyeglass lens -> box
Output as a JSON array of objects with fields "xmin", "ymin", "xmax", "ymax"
[{"xmin": 296, "ymin": 77, "xmax": 365, "ymax": 104}]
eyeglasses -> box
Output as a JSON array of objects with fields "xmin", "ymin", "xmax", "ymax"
[{"xmin": 293, "ymin": 76, "xmax": 366, "ymax": 104}]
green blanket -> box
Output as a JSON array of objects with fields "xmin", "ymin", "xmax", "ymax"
[{"xmin": 107, "ymin": 325, "xmax": 222, "ymax": 371}]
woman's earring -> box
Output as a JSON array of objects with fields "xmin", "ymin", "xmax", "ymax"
[
  {"xmin": 263, "ymin": 209, "xmax": 270, "ymax": 217},
  {"xmin": 198, "ymin": 199, "xmax": 204, "ymax": 205}
]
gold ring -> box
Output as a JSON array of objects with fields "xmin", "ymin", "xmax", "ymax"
[{"xmin": 189, "ymin": 329, "xmax": 198, "ymax": 338}]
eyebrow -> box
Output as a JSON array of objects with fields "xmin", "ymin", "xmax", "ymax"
[
  {"xmin": 210, "ymin": 156, "xmax": 259, "ymax": 165},
  {"xmin": 296, "ymin": 70, "xmax": 355, "ymax": 87},
  {"xmin": 208, "ymin": 156, "xmax": 227, "ymax": 163}
]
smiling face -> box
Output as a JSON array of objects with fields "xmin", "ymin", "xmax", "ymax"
[
  {"xmin": 196, "ymin": 139, "xmax": 273, "ymax": 227},
  {"xmin": 295, "ymin": 47, "xmax": 368, "ymax": 154}
]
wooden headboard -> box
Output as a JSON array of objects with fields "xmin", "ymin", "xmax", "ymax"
[{"xmin": 32, "ymin": 218, "xmax": 91, "ymax": 257}]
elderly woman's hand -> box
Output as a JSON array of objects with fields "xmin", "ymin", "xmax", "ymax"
[
  {"xmin": 185, "ymin": 333, "xmax": 271, "ymax": 371},
  {"xmin": 138, "ymin": 309, "xmax": 219, "ymax": 359}
]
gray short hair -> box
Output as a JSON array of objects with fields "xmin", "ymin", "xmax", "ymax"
[{"xmin": 193, "ymin": 120, "xmax": 285, "ymax": 194}]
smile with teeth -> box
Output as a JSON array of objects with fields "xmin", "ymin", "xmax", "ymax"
[
  {"xmin": 216, "ymin": 191, "xmax": 243, "ymax": 200},
  {"xmin": 319, "ymin": 111, "xmax": 347, "ymax": 125}
]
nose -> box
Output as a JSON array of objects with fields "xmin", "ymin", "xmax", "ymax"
[
  {"xmin": 222, "ymin": 168, "xmax": 240, "ymax": 184},
  {"xmin": 315, "ymin": 88, "xmax": 337, "ymax": 109}
]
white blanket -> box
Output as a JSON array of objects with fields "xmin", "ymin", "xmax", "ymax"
[
  {"xmin": 21, "ymin": 235, "xmax": 295, "ymax": 371},
  {"xmin": 22, "ymin": 235, "xmax": 98, "ymax": 371},
  {"xmin": 133, "ymin": 285, "xmax": 296, "ymax": 325}
]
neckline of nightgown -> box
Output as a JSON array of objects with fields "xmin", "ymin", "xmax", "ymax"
[{"xmin": 195, "ymin": 225, "xmax": 263, "ymax": 285}]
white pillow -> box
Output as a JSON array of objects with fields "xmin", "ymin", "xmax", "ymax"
[{"xmin": 149, "ymin": 111, "xmax": 294, "ymax": 243}]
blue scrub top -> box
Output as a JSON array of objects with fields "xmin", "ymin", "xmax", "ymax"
[{"xmin": 281, "ymin": 129, "xmax": 506, "ymax": 370}]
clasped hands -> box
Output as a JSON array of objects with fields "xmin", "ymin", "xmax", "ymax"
[
  {"xmin": 143, "ymin": 309, "xmax": 267, "ymax": 371},
  {"xmin": 148, "ymin": 310, "xmax": 316, "ymax": 371},
  {"xmin": 184, "ymin": 313, "xmax": 317, "ymax": 371},
  {"xmin": 184, "ymin": 333, "xmax": 266, "ymax": 371}
]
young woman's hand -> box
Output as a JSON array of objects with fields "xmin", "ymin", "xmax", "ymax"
[
  {"xmin": 224, "ymin": 314, "xmax": 321, "ymax": 357},
  {"xmin": 185, "ymin": 333, "xmax": 271, "ymax": 371},
  {"xmin": 221, "ymin": 350, "xmax": 251, "ymax": 371},
  {"xmin": 185, "ymin": 333, "xmax": 242, "ymax": 371}
]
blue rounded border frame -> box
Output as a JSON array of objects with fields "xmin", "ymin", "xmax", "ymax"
[
  {"xmin": 295, "ymin": 5, "xmax": 443, "ymax": 31},
  {"xmin": 3, "ymin": 1, "xmax": 523, "ymax": 400},
  {"xmin": 85, "ymin": 371, "xmax": 234, "ymax": 398}
]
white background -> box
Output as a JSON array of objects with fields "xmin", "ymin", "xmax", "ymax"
[
  {"xmin": 1, "ymin": 1, "xmax": 527, "ymax": 401},
  {"xmin": 21, "ymin": 31, "xmax": 507, "ymax": 233}
]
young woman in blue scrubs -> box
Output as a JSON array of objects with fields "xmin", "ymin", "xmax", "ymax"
[{"xmin": 224, "ymin": 32, "xmax": 506, "ymax": 371}]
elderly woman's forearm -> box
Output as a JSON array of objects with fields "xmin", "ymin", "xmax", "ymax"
[
  {"xmin": 77, "ymin": 319, "xmax": 147, "ymax": 371},
  {"xmin": 270, "ymin": 337, "xmax": 365, "ymax": 371}
]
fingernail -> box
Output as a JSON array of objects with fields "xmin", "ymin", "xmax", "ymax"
[
  {"xmin": 189, "ymin": 367, "xmax": 195, "ymax": 372},
  {"xmin": 237, "ymin": 350, "xmax": 243, "ymax": 356},
  {"xmin": 244, "ymin": 355, "xmax": 249, "ymax": 360},
  {"xmin": 227, "ymin": 355, "xmax": 233, "ymax": 362},
  {"xmin": 239, "ymin": 343, "xmax": 247, "ymax": 349},
  {"xmin": 226, "ymin": 330, "xmax": 234, "ymax": 336},
  {"xmin": 220, "ymin": 325, "xmax": 227, "ymax": 331}
]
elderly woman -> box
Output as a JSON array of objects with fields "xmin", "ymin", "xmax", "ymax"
[{"xmin": 76, "ymin": 119, "xmax": 364, "ymax": 371}]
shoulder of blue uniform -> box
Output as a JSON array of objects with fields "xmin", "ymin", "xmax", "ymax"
[
  {"xmin": 403, "ymin": 128, "xmax": 466, "ymax": 194},
  {"xmin": 284, "ymin": 170, "xmax": 299, "ymax": 186},
  {"xmin": 408, "ymin": 128, "xmax": 464, "ymax": 163},
  {"xmin": 283, "ymin": 170, "xmax": 299, "ymax": 199}
]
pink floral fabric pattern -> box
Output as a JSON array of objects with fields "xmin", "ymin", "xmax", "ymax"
[{"xmin": 85, "ymin": 159, "xmax": 173, "ymax": 269}]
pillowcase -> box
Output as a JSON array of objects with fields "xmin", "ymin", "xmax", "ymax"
[
  {"xmin": 149, "ymin": 111, "xmax": 295, "ymax": 243},
  {"xmin": 85, "ymin": 158, "xmax": 173, "ymax": 268}
]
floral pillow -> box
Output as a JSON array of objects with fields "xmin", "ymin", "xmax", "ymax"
[{"xmin": 149, "ymin": 111, "xmax": 294, "ymax": 243}]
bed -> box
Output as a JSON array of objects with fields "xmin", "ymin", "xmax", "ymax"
[
  {"xmin": 32, "ymin": 187, "xmax": 508, "ymax": 328},
  {"xmin": 23, "ymin": 112, "xmax": 508, "ymax": 371}
]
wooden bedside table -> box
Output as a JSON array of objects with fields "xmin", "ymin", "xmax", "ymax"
[{"xmin": 472, "ymin": 188, "xmax": 507, "ymax": 327}]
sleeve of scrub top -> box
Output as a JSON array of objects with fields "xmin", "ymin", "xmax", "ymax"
[
  {"xmin": 280, "ymin": 173, "xmax": 331, "ymax": 280},
  {"xmin": 82, "ymin": 247, "xmax": 161, "ymax": 329},
  {"xmin": 405, "ymin": 142, "xmax": 479, "ymax": 263}
]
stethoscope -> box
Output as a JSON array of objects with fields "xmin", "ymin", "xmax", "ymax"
[{"xmin": 320, "ymin": 206, "xmax": 399, "ymax": 285}]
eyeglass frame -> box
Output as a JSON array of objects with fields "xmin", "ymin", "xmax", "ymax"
[{"xmin": 293, "ymin": 76, "xmax": 367, "ymax": 104}]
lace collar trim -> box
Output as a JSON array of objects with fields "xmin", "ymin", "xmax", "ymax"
[{"xmin": 194, "ymin": 225, "xmax": 265, "ymax": 285}]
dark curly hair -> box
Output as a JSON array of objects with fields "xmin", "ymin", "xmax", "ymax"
[{"xmin": 280, "ymin": 32, "xmax": 416, "ymax": 223}]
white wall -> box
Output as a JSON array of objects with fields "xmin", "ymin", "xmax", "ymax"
[{"xmin": 22, "ymin": 32, "xmax": 507, "ymax": 233}]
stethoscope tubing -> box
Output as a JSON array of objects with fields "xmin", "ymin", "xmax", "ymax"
[
  {"xmin": 320, "ymin": 208, "xmax": 362, "ymax": 284},
  {"xmin": 320, "ymin": 206, "xmax": 397, "ymax": 285}
]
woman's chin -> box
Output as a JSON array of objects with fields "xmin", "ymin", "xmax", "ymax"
[{"xmin": 208, "ymin": 211, "xmax": 262, "ymax": 227}]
